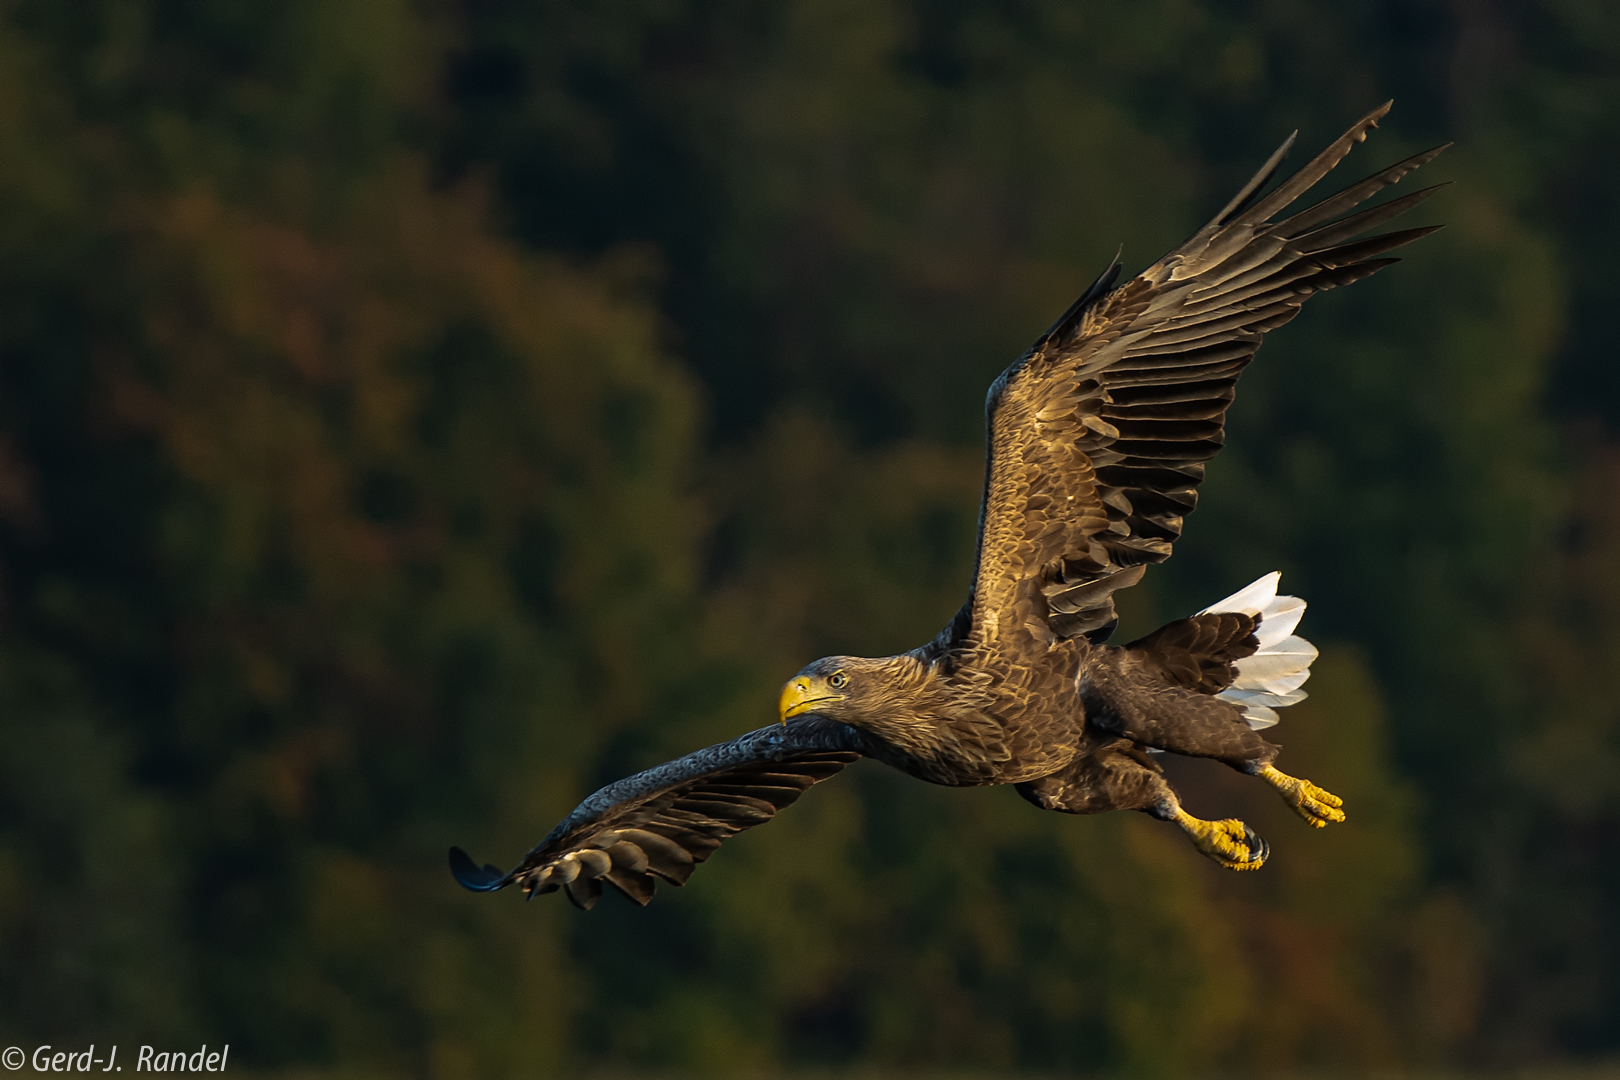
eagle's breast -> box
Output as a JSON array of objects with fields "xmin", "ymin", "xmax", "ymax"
[{"xmin": 862, "ymin": 639, "xmax": 1089, "ymax": 786}]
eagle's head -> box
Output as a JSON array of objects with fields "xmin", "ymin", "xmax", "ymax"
[{"xmin": 777, "ymin": 654, "xmax": 925, "ymax": 725}]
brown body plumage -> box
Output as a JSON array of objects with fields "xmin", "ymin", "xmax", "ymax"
[{"xmin": 451, "ymin": 102, "xmax": 1445, "ymax": 909}]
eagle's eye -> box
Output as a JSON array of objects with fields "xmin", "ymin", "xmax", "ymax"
[{"xmin": 828, "ymin": 670, "xmax": 849, "ymax": 689}]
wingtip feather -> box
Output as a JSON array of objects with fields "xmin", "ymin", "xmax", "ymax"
[
  {"xmin": 1240, "ymin": 102, "xmax": 1400, "ymax": 226},
  {"xmin": 448, "ymin": 846, "xmax": 510, "ymax": 892},
  {"xmin": 1040, "ymin": 250, "xmax": 1125, "ymax": 349},
  {"xmin": 1210, "ymin": 130, "xmax": 1298, "ymax": 227}
]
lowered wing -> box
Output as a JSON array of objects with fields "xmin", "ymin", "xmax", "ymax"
[
  {"xmin": 958, "ymin": 101, "xmax": 1446, "ymax": 652},
  {"xmin": 449, "ymin": 716, "xmax": 868, "ymax": 909}
]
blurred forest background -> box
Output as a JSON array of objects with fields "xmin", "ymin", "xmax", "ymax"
[{"xmin": 1, "ymin": 0, "xmax": 1618, "ymax": 1077}]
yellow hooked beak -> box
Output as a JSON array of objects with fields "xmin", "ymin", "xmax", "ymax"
[{"xmin": 778, "ymin": 676, "xmax": 840, "ymax": 724}]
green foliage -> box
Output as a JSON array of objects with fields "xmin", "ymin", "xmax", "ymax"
[{"xmin": 1, "ymin": 0, "xmax": 1618, "ymax": 1076}]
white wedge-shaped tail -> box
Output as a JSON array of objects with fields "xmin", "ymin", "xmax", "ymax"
[{"xmin": 1199, "ymin": 572, "xmax": 1319, "ymax": 730}]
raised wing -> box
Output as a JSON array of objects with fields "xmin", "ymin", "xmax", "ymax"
[
  {"xmin": 961, "ymin": 101, "xmax": 1447, "ymax": 649},
  {"xmin": 448, "ymin": 717, "xmax": 867, "ymax": 909}
]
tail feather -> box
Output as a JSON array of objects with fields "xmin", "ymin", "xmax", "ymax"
[
  {"xmin": 1230, "ymin": 643, "xmax": 1315, "ymax": 687},
  {"xmin": 1200, "ymin": 573, "xmax": 1280, "ymax": 618},
  {"xmin": 1233, "ymin": 704, "xmax": 1279, "ymax": 729},
  {"xmin": 1254, "ymin": 600, "xmax": 1305, "ymax": 648},
  {"xmin": 1199, "ymin": 572, "xmax": 1319, "ymax": 730}
]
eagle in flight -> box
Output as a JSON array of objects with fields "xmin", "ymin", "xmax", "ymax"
[{"xmin": 451, "ymin": 102, "xmax": 1446, "ymax": 909}]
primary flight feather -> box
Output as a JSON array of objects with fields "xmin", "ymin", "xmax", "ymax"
[{"xmin": 451, "ymin": 101, "xmax": 1446, "ymax": 909}]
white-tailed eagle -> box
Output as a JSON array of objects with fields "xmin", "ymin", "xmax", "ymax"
[{"xmin": 451, "ymin": 102, "xmax": 1445, "ymax": 909}]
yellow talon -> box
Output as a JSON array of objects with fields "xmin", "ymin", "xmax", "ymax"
[
  {"xmin": 1172, "ymin": 808, "xmax": 1268, "ymax": 871},
  {"xmin": 1257, "ymin": 765, "xmax": 1346, "ymax": 827}
]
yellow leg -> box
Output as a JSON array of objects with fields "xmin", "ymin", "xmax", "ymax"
[
  {"xmin": 1171, "ymin": 807, "xmax": 1269, "ymax": 871},
  {"xmin": 1257, "ymin": 765, "xmax": 1346, "ymax": 828}
]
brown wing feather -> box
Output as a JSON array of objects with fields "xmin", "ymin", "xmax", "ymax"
[
  {"xmin": 958, "ymin": 102, "xmax": 1447, "ymax": 649},
  {"xmin": 448, "ymin": 718, "xmax": 866, "ymax": 909}
]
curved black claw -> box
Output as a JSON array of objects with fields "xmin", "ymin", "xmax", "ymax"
[
  {"xmin": 1244, "ymin": 827, "xmax": 1270, "ymax": 867},
  {"xmin": 448, "ymin": 846, "xmax": 510, "ymax": 892}
]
